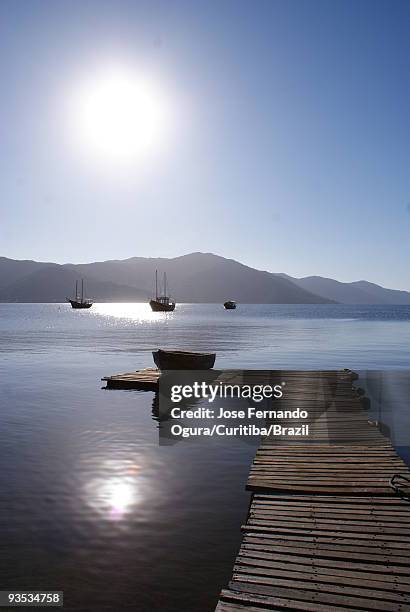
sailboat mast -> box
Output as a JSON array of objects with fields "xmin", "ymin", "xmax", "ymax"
[
  {"xmin": 75, "ymin": 280, "xmax": 78, "ymax": 300},
  {"xmin": 155, "ymin": 270, "xmax": 158, "ymax": 300},
  {"xmin": 163, "ymin": 273, "xmax": 167, "ymax": 297},
  {"xmin": 81, "ymin": 279, "xmax": 84, "ymax": 302}
]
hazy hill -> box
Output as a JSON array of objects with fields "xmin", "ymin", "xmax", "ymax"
[
  {"xmin": 0, "ymin": 263, "xmax": 148, "ymax": 303},
  {"xmin": 66, "ymin": 252, "xmax": 331, "ymax": 304},
  {"xmin": 0, "ymin": 253, "xmax": 330, "ymax": 303},
  {"xmin": 350, "ymin": 280, "xmax": 410, "ymax": 305},
  {"xmin": 277, "ymin": 273, "xmax": 410, "ymax": 305},
  {"xmin": 0, "ymin": 252, "xmax": 409, "ymax": 303},
  {"xmin": 0, "ymin": 256, "xmax": 49, "ymax": 289}
]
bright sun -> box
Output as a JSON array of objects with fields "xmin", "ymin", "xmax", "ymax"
[{"xmin": 68, "ymin": 66, "xmax": 170, "ymax": 165}]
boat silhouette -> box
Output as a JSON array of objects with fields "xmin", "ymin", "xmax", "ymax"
[
  {"xmin": 149, "ymin": 270, "xmax": 175, "ymax": 312},
  {"xmin": 67, "ymin": 279, "xmax": 93, "ymax": 309}
]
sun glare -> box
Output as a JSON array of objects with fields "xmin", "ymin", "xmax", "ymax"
[{"xmin": 68, "ymin": 66, "xmax": 170, "ymax": 166}]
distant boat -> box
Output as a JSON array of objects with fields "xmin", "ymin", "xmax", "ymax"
[
  {"xmin": 67, "ymin": 279, "xmax": 93, "ymax": 309},
  {"xmin": 152, "ymin": 349, "xmax": 216, "ymax": 370},
  {"xmin": 149, "ymin": 270, "xmax": 176, "ymax": 312},
  {"xmin": 224, "ymin": 300, "xmax": 236, "ymax": 310}
]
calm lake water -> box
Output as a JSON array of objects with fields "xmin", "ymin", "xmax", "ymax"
[{"xmin": 0, "ymin": 303, "xmax": 409, "ymax": 611}]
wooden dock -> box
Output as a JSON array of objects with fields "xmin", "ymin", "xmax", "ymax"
[
  {"xmin": 216, "ymin": 370, "xmax": 410, "ymax": 612},
  {"xmin": 102, "ymin": 367, "xmax": 160, "ymax": 390}
]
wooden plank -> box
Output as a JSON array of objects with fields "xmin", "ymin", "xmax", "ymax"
[
  {"xmin": 216, "ymin": 599, "xmax": 362, "ymax": 612},
  {"xmin": 217, "ymin": 589, "xmax": 367, "ymax": 611},
  {"xmin": 241, "ymin": 538, "xmax": 410, "ymax": 561},
  {"xmin": 225, "ymin": 581, "xmax": 407, "ymax": 611},
  {"xmin": 230, "ymin": 575, "xmax": 410, "ymax": 603},
  {"xmin": 237, "ymin": 551, "xmax": 410, "ymax": 577},
  {"xmin": 232, "ymin": 565, "xmax": 410, "ymax": 594},
  {"xmin": 243, "ymin": 530, "xmax": 410, "ymax": 550}
]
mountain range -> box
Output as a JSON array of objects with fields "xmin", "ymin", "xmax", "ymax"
[{"xmin": 0, "ymin": 252, "xmax": 409, "ymax": 304}]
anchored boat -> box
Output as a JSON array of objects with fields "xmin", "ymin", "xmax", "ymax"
[
  {"xmin": 149, "ymin": 270, "xmax": 176, "ymax": 312},
  {"xmin": 152, "ymin": 349, "xmax": 216, "ymax": 370},
  {"xmin": 67, "ymin": 279, "xmax": 93, "ymax": 309},
  {"xmin": 224, "ymin": 300, "xmax": 236, "ymax": 310}
]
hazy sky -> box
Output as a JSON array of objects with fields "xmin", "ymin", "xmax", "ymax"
[{"xmin": 1, "ymin": 0, "xmax": 409, "ymax": 288}]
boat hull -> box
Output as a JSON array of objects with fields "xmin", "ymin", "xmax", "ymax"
[
  {"xmin": 149, "ymin": 299, "xmax": 175, "ymax": 312},
  {"xmin": 67, "ymin": 299, "xmax": 93, "ymax": 309},
  {"xmin": 152, "ymin": 349, "xmax": 216, "ymax": 370},
  {"xmin": 224, "ymin": 301, "xmax": 236, "ymax": 309}
]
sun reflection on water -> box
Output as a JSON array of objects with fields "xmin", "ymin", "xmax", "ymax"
[
  {"xmin": 107, "ymin": 481, "xmax": 135, "ymax": 519},
  {"xmin": 92, "ymin": 302, "xmax": 174, "ymax": 323},
  {"xmin": 84, "ymin": 460, "xmax": 143, "ymax": 521}
]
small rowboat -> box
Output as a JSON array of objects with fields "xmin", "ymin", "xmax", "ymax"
[{"xmin": 152, "ymin": 349, "xmax": 216, "ymax": 370}]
